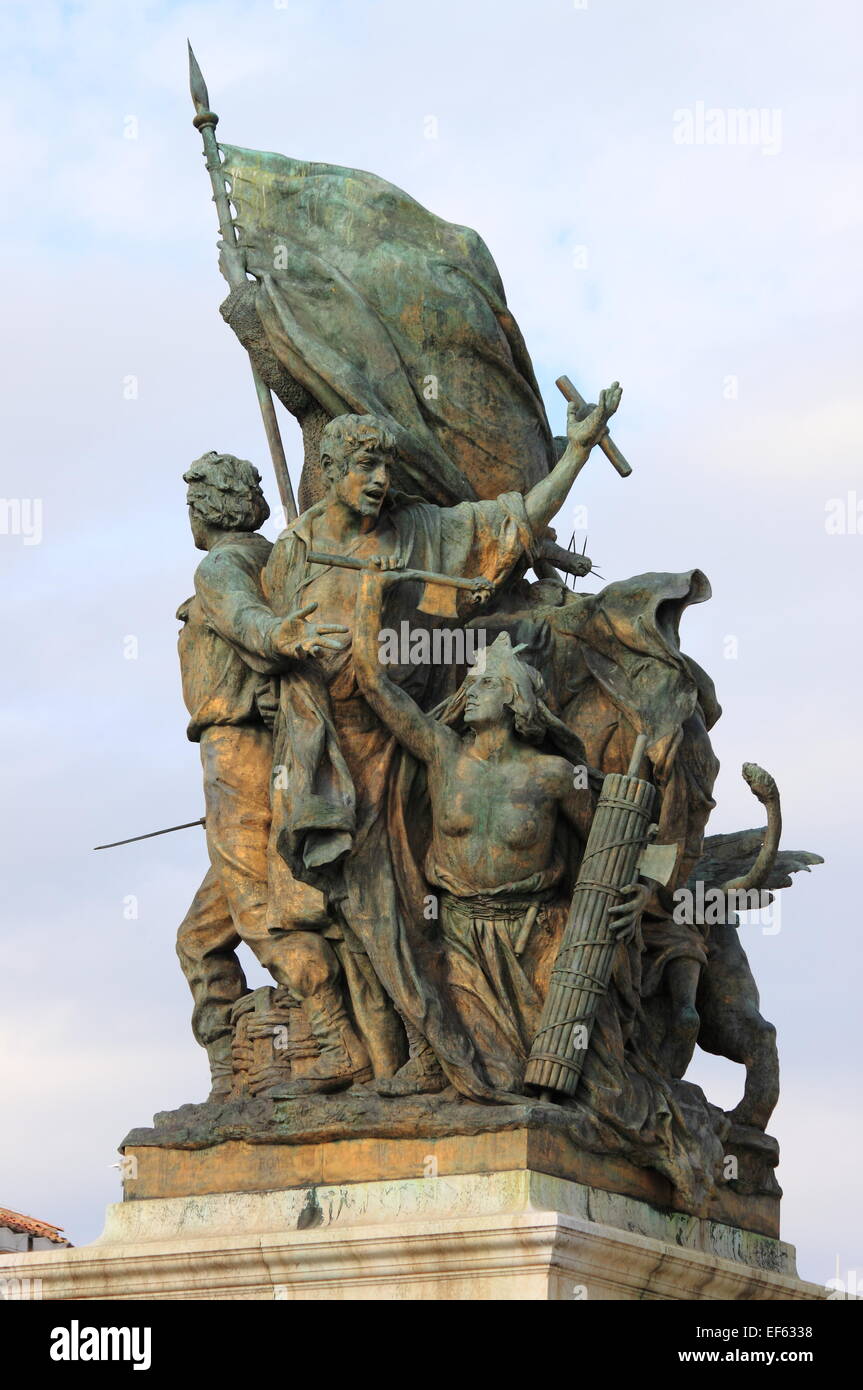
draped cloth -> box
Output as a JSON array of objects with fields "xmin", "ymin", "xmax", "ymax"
[
  {"xmin": 219, "ymin": 145, "xmax": 556, "ymax": 504},
  {"xmin": 437, "ymin": 893, "xmax": 549, "ymax": 1093}
]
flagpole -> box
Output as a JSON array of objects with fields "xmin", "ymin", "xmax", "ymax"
[{"xmin": 188, "ymin": 42, "xmax": 298, "ymax": 522}]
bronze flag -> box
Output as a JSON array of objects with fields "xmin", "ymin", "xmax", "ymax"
[{"xmin": 218, "ymin": 144, "xmax": 556, "ymax": 505}]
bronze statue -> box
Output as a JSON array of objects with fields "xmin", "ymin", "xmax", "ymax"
[{"xmin": 110, "ymin": 53, "xmax": 824, "ymax": 1224}]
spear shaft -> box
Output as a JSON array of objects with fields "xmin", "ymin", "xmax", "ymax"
[
  {"xmin": 94, "ymin": 818, "xmax": 206, "ymax": 851},
  {"xmin": 188, "ymin": 42, "xmax": 298, "ymax": 521}
]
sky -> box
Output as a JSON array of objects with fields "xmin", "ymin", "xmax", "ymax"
[{"xmin": 0, "ymin": 0, "xmax": 860, "ymax": 1290}]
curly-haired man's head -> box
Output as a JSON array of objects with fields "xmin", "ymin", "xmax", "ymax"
[{"xmin": 184, "ymin": 451, "xmax": 270, "ymax": 548}]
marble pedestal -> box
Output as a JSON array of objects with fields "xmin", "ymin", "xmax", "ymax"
[{"xmin": 0, "ymin": 1170, "xmax": 824, "ymax": 1301}]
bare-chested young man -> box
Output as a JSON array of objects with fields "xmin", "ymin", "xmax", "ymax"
[{"xmin": 353, "ymin": 571, "xmax": 649, "ymax": 1093}]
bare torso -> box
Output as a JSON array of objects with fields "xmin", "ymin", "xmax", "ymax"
[{"xmin": 427, "ymin": 742, "xmax": 572, "ymax": 892}]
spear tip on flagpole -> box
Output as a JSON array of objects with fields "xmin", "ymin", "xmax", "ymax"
[
  {"xmin": 187, "ymin": 40, "xmax": 211, "ymax": 117},
  {"xmin": 185, "ymin": 43, "xmax": 296, "ymax": 522}
]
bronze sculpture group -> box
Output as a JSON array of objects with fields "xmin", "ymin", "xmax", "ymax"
[{"xmin": 160, "ymin": 51, "xmax": 823, "ymax": 1213}]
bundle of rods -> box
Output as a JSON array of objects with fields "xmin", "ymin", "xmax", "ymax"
[{"xmin": 525, "ymin": 734, "xmax": 655, "ymax": 1098}]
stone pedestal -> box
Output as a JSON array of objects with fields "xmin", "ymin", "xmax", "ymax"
[
  {"xmin": 0, "ymin": 1171, "xmax": 824, "ymax": 1301},
  {"xmin": 0, "ymin": 1093, "xmax": 824, "ymax": 1301},
  {"xmin": 121, "ymin": 1091, "xmax": 783, "ymax": 1237}
]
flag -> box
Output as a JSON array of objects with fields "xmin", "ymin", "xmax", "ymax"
[{"xmin": 219, "ymin": 145, "xmax": 556, "ymax": 504}]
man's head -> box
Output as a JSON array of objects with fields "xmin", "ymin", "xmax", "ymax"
[
  {"xmin": 462, "ymin": 633, "xmax": 546, "ymax": 740},
  {"xmin": 320, "ymin": 415, "xmax": 396, "ymax": 520},
  {"xmin": 184, "ymin": 452, "xmax": 270, "ymax": 549}
]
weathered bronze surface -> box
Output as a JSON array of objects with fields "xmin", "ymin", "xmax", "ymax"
[{"xmin": 113, "ymin": 54, "xmax": 824, "ymax": 1229}]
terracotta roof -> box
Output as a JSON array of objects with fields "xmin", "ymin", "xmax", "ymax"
[{"xmin": 0, "ymin": 1207, "xmax": 68, "ymax": 1244}]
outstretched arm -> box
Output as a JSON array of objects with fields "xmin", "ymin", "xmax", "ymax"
[
  {"xmin": 524, "ymin": 383, "xmax": 622, "ymax": 535},
  {"xmin": 196, "ymin": 551, "xmax": 348, "ymax": 673},
  {"xmin": 353, "ymin": 570, "xmax": 456, "ymax": 767}
]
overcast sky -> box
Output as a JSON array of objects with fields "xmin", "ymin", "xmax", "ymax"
[{"xmin": 1, "ymin": 0, "xmax": 860, "ymax": 1288}]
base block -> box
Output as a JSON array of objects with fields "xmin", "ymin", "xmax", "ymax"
[
  {"xmin": 0, "ymin": 1171, "xmax": 824, "ymax": 1301},
  {"xmin": 121, "ymin": 1092, "xmax": 783, "ymax": 1238}
]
